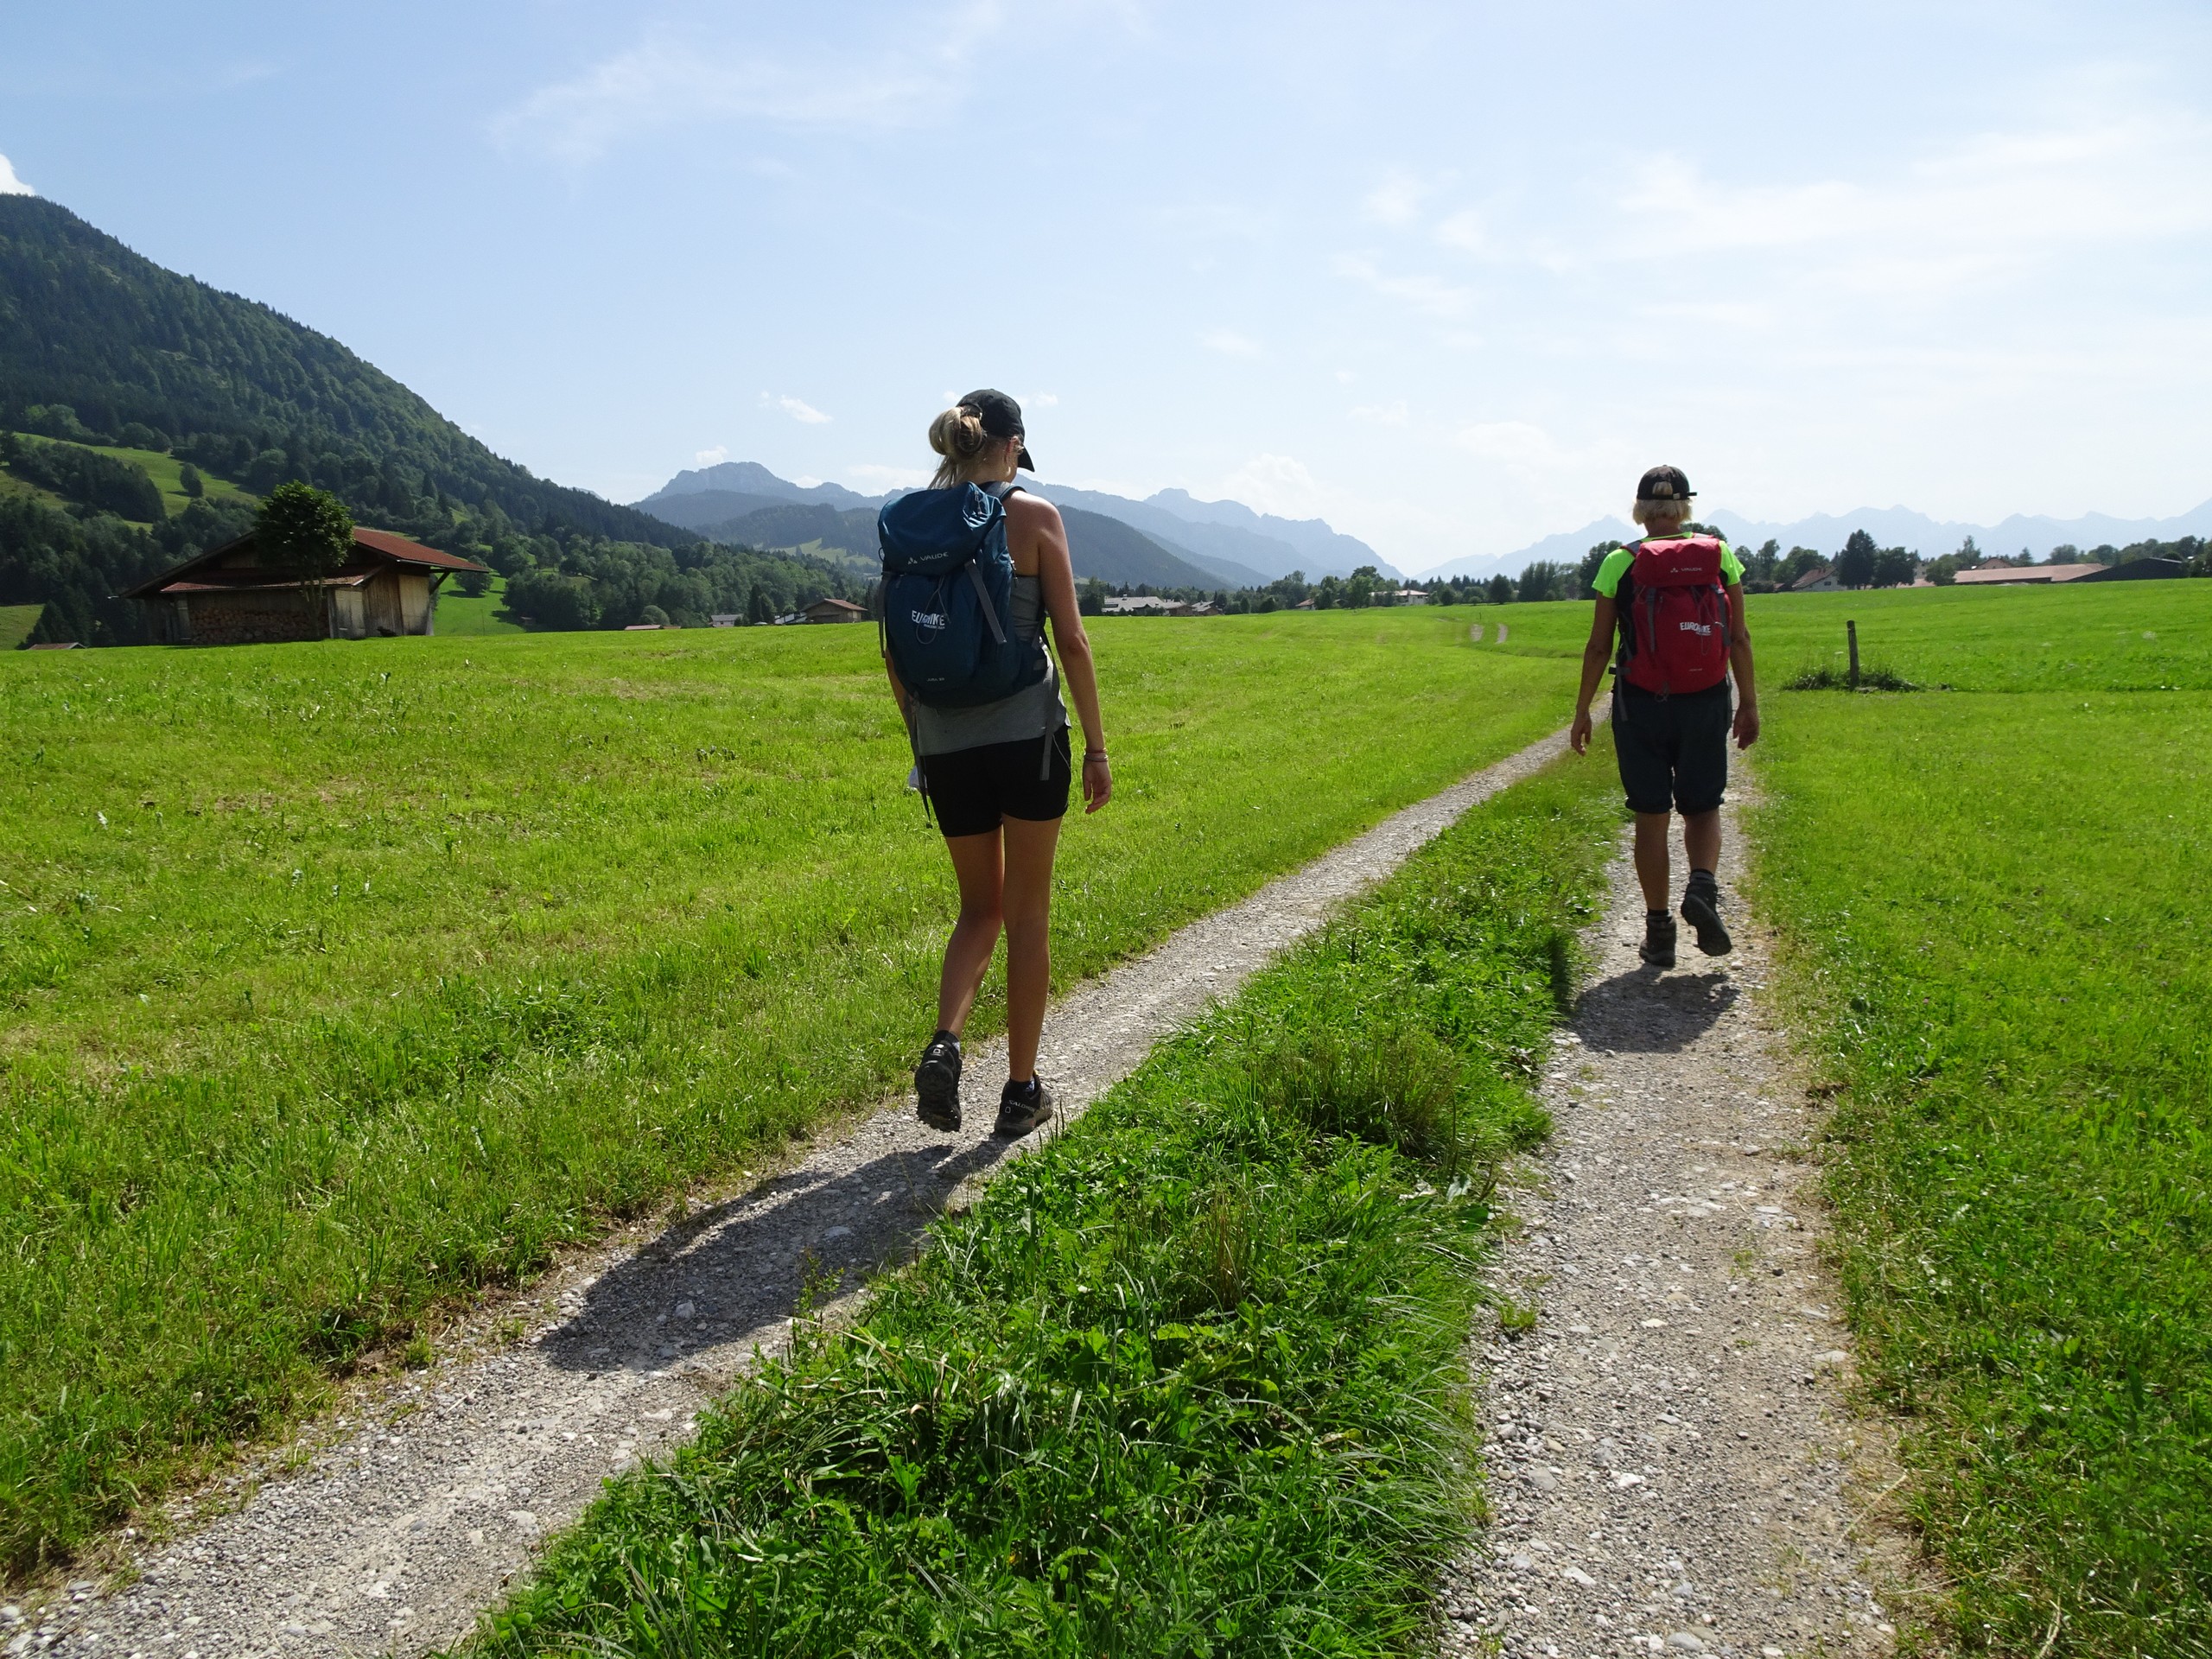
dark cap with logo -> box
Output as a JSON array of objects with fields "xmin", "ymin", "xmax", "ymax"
[
  {"xmin": 1637, "ymin": 464, "xmax": 1694, "ymax": 501},
  {"xmin": 960, "ymin": 388, "xmax": 1035, "ymax": 472}
]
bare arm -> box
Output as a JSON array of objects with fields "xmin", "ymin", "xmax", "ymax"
[
  {"xmin": 1569, "ymin": 594, "xmax": 1616, "ymax": 756},
  {"xmin": 1009, "ymin": 493, "xmax": 1111, "ymax": 812},
  {"xmin": 1726, "ymin": 582, "xmax": 1758, "ymax": 749}
]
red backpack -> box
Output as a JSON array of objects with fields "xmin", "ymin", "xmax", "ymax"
[{"xmin": 1619, "ymin": 535, "xmax": 1731, "ymax": 696}]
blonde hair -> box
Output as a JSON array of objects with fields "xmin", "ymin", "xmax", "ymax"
[
  {"xmin": 1632, "ymin": 498, "xmax": 1694, "ymax": 531},
  {"xmin": 928, "ymin": 404, "xmax": 1002, "ymax": 488}
]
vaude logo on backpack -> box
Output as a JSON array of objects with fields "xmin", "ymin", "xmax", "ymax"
[
  {"xmin": 1621, "ymin": 534, "xmax": 1731, "ymax": 696},
  {"xmin": 876, "ymin": 481, "xmax": 1050, "ymax": 709}
]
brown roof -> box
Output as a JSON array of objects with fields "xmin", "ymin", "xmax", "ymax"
[
  {"xmin": 1952, "ymin": 563, "xmax": 2107, "ymax": 585},
  {"xmin": 124, "ymin": 526, "xmax": 491, "ymax": 600},
  {"xmin": 805, "ymin": 596, "xmax": 866, "ymax": 612}
]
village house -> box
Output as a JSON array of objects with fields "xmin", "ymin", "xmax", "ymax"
[
  {"xmin": 125, "ymin": 526, "xmax": 490, "ymax": 645},
  {"xmin": 803, "ymin": 596, "xmax": 868, "ymax": 623}
]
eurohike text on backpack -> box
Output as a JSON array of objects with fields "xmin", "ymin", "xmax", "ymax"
[{"xmin": 875, "ymin": 480, "xmax": 1051, "ymax": 820}]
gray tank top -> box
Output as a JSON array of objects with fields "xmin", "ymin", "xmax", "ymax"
[{"xmin": 911, "ymin": 572, "xmax": 1067, "ymax": 756}]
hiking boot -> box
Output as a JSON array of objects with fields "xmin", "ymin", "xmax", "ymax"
[
  {"xmin": 1639, "ymin": 911, "xmax": 1677, "ymax": 969},
  {"xmin": 1681, "ymin": 879, "xmax": 1733, "ymax": 957},
  {"xmin": 914, "ymin": 1032, "xmax": 962, "ymax": 1132},
  {"xmin": 994, "ymin": 1077, "xmax": 1055, "ymax": 1140}
]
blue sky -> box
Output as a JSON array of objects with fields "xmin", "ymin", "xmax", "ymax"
[{"xmin": 6, "ymin": 1, "xmax": 2210, "ymax": 571}]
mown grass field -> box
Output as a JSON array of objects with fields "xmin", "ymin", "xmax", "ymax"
[
  {"xmin": 1747, "ymin": 579, "xmax": 2211, "ymax": 1655},
  {"xmin": 454, "ymin": 749, "xmax": 1623, "ymax": 1658},
  {"xmin": 2, "ymin": 432, "xmax": 255, "ymax": 522},
  {"xmin": 0, "ymin": 604, "xmax": 41, "ymax": 652},
  {"xmin": 433, "ymin": 574, "xmax": 526, "ymax": 636},
  {"xmin": 0, "ymin": 607, "xmax": 1572, "ymax": 1577}
]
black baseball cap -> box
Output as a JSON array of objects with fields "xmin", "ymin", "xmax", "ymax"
[
  {"xmin": 959, "ymin": 388, "xmax": 1035, "ymax": 472},
  {"xmin": 1637, "ymin": 464, "xmax": 1694, "ymax": 501}
]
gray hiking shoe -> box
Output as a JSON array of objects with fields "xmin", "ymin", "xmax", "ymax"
[
  {"xmin": 993, "ymin": 1078, "xmax": 1054, "ymax": 1140},
  {"xmin": 915, "ymin": 1032, "xmax": 962, "ymax": 1132},
  {"xmin": 1639, "ymin": 912, "xmax": 1678, "ymax": 969},
  {"xmin": 1681, "ymin": 880, "xmax": 1733, "ymax": 957}
]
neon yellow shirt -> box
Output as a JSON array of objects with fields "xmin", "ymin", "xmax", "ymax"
[{"xmin": 1592, "ymin": 536, "xmax": 1745, "ymax": 599}]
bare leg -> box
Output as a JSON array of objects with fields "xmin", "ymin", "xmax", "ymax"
[
  {"xmin": 936, "ymin": 831, "xmax": 1004, "ymax": 1036},
  {"xmin": 1682, "ymin": 809, "xmax": 1721, "ymax": 880},
  {"xmin": 1632, "ymin": 812, "xmax": 1672, "ymax": 911},
  {"xmin": 998, "ymin": 814, "xmax": 1065, "ymax": 1083}
]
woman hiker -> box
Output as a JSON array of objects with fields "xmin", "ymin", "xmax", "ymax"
[
  {"xmin": 1569, "ymin": 464, "xmax": 1759, "ymax": 969},
  {"xmin": 880, "ymin": 391, "xmax": 1111, "ymax": 1137}
]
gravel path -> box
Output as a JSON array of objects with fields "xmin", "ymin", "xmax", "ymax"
[
  {"xmin": 1437, "ymin": 791, "xmax": 1913, "ymax": 1659},
  {"xmin": 33, "ymin": 727, "xmax": 1571, "ymax": 1659}
]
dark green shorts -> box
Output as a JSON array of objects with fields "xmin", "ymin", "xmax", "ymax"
[{"xmin": 1612, "ymin": 679, "xmax": 1731, "ymax": 816}]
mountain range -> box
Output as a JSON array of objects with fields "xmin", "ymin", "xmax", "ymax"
[
  {"xmin": 1419, "ymin": 499, "xmax": 2212, "ymax": 581},
  {"xmin": 635, "ymin": 463, "xmax": 1398, "ymax": 588}
]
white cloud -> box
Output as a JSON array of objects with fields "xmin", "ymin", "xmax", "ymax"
[
  {"xmin": 1199, "ymin": 328, "xmax": 1262, "ymax": 357},
  {"xmin": 761, "ymin": 392, "xmax": 832, "ymax": 424},
  {"xmin": 1611, "ymin": 105, "xmax": 2212, "ymax": 294},
  {"xmin": 1454, "ymin": 421, "xmax": 1567, "ymax": 468},
  {"xmin": 1433, "ymin": 208, "xmax": 1484, "ymax": 252},
  {"xmin": 1334, "ymin": 254, "xmax": 1476, "ymax": 320},
  {"xmin": 1218, "ymin": 454, "xmax": 1328, "ymax": 518},
  {"xmin": 694, "ymin": 444, "xmax": 729, "ymax": 466},
  {"xmin": 1363, "ymin": 172, "xmax": 1426, "ymax": 227},
  {"xmin": 1020, "ymin": 391, "xmax": 1060, "ymax": 409},
  {"xmin": 1350, "ymin": 401, "xmax": 1409, "ymax": 426},
  {"xmin": 491, "ymin": 4, "xmax": 1011, "ymax": 162},
  {"xmin": 0, "ymin": 155, "xmax": 35, "ymax": 197}
]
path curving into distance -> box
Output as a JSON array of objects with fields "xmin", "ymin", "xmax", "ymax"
[
  {"xmin": 1438, "ymin": 791, "xmax": 1917, "ymax": 1659},
  {"xmin": 41, "ymin": 725, "xmax": 1574, "ymax": 1659}
]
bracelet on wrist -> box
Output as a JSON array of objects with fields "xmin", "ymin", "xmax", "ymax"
[{"xmin": 1083, "ymin": 749, "xmax": 1109, "ymax": 762}]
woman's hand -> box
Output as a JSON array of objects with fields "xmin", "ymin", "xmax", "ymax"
[
  {"xmin": 1569, "ymin": 707, "xmax": 1594, "ymax": 755},
  {"xmin": 1081, "ymin": 751, "xmax": 1112, "ymax": 813},
  {"xmin": 1732, "ymin": 699, "xmax": 1761, "ymax": 750}
]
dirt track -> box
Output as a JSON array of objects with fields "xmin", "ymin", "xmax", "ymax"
[
  {"xmin": 36, "ymin": 727, "xmax": 1572, "ymax": 1659},
  {"xmin": 1439, "ymin": 792, "xmax": 1915, "ymax": 1658}
]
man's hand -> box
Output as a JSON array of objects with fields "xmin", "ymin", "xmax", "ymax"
[
  {"xmin": 1569, "ymin": 707, "xmax": 1594, "ymax": 755},
  {"xmin": 1733, "ymin": 700, "xmax": 1761, "ymax": 750}
]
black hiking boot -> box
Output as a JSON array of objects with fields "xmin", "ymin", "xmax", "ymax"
[
  {"xmin": 994, "ymin": 1077, "xmax": 1055, "ymax": 1140},
  {"xmin": 1681, "ymin": 876, "xmax": 1733, "ymax": 957},
  {"xmin": 1639, "ymin": 911, "xmax": 1678, "ymax": 969},
  {"xmin": 915, "ymin": 1031, "xmax": 963, "ymax": 1132}
]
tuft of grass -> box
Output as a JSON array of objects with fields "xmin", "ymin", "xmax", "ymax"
[
  {"xmin": 1751, "ymin": 686, "xmax": 2212, "ymax": 1656},
  {"xmin": 0, "ymin": 609, "xmax": 1577, "ymax": 1579},
  {"xmin": 449, "ymin": 752, "xmax": 1621, "ymax": 1658},
  {"xmin": 1780, "ymin": 663, "xmax": 1917, "ymax": 691}
]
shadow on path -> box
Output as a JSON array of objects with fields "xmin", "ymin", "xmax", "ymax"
[
  {"xmin": 1574, "ymin": 964, "xmax": 1738, "ymax": 1053},
  {"xmin": 539, "ymin": 1129, "xmax": 1017, "ymax": 1376}
]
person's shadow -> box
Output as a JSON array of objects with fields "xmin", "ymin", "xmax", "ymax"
[
  {"xmin": 1573, "ymin": 964, "xmax": 1737, "ymax": 1052},
  {"xmin": 538, "ymin": 1130, "xmax": 1016, "ymax": 1377}
]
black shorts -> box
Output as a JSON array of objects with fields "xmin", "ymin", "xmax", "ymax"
[
  {"xmin": 1612, "ymin": 678, "xmax": 1731, "ymax": 816},
  {"xmin": 920, "ymin": 728, "xmax": 1071, "ymax": 838}
]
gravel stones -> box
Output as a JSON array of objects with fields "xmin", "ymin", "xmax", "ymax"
[
  {"xmin": 39, "ymin": 730, "xmax": 1573, "ymax": 1658},
  {"xmin": 1439, "ymin": 792, "xmax": 1916, "ymax": 1659}
]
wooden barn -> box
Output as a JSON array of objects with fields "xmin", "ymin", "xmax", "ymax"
[{"xmin": 125, "ymin": 527, "xmax": 491, "ymax": 645}]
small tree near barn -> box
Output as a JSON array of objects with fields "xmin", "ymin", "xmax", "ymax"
[{"xmin": 257, "ymin": 483, "xmax": 355, "ymax": 624}]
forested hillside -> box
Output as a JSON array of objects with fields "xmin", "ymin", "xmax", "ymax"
[{"xmin": 0, "ymin": 197, "xmax": 852, "ymax": 642}]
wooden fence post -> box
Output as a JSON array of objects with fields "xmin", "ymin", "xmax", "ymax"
[{"xmin": 1847, "ymin": 620, "xmax": 1860, "ymax": 690}]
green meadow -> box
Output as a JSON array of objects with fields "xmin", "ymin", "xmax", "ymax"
[
  {"xmin": 4, "ymin": 431, "xmax": 254, "ymax": 523},
  {"xmin": 432, "ymin": 573, "xmax": 527, "ymax": 637},
  {"xmin": 1747, "ymin": 580, "xmax": 2211, "ymax": 1654},
  {"xmin": 0, "ymin": 607, "xmax": 1571, "ymax": 1576},
  {"xmin": 0, "ymin": 605, "xmax": 41, "ymax": 652}
]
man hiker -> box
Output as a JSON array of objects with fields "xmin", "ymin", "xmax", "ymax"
[{"xmin": 1568, "ymin": 464, "xmax": 1759, "ymax": 969}]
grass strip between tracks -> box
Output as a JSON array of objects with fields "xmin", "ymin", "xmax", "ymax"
[{"xmin": 454, "ymin": 749, "xmax": 1622, "ymax": 1658}]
